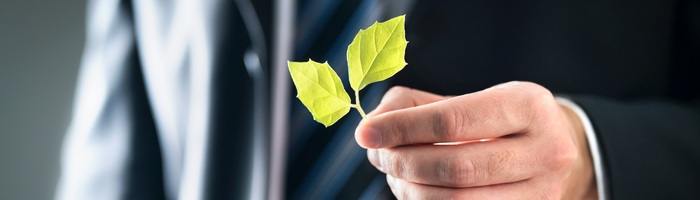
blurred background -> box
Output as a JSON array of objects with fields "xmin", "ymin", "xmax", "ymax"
[{"xmin": 0, "ymin": 0, "xmax": 85, "ymax": 199}]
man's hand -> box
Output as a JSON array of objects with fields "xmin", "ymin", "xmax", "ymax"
[{"xmin": 355, "ymin": 81, "xmax": 597, "ymax": 200}]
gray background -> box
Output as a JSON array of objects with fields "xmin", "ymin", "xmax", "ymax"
[{"xmin": 0, "ymin": 0, "xmax": 86, "ymax": 199}]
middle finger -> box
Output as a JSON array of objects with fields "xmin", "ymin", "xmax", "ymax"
[{"xmin": 368, "ymin": 136, "xmax": 541, "ymax": 188}]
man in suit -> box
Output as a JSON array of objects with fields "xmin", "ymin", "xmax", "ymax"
[
  {"xmin": 56, "ymin": 0, "xmax": 700, "ymax": 199},
  {"xmin": 359, "ymin": 1, "xmax": 700, "ymax": 199}
]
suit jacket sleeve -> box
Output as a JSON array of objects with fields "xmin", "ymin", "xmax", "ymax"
[
  {"xmin": 55, "ymin": 0, "xmax": 165, "ymax": 199},
  {"xmin": 570, "ymin": 1, "xmax": 700, "ymax": 198},
  {"xmin": 572, "ymin": 96, "xmax": 700, "ymax": 199}
]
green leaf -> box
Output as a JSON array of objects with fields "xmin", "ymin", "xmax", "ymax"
[
  {"xmin": 288, "ymin": 59, "xmax": 352, "ymax": 127},
  {"xmin": 287, "ymin": 14, "xmax": 409, "ymax": 127},
  {"xmin": 347, "ymin": 15, "xmax": 408, "ymax": 91}
]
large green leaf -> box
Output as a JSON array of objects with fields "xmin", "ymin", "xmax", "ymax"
[
  {"xmin": 347, "ymin": 15, "xmax": 408, "ymax": 91},
  {"xmin": 288, "ymin": 59, "xmax": 351, "ymax": 127}
]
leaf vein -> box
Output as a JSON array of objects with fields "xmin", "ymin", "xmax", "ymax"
[
  {"xmin": 293, "ymin": 67, "xmax": 348, "ymax": 103},
  {"xmin": 313, "ymin": 105, "xmax": 349, "ymax": 119},
  {"xmin": 359, "ymin": 18, "xmax": 403, "ymax": 87}
]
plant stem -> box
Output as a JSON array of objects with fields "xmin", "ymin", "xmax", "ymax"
[{"xmin": 353, "ymin": 90, "xmax": 368, "ymax": 119}]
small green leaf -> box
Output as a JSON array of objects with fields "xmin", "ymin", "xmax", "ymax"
[
  {"xmin": 348, "ymin": 15, "xmax": 408, "ymax": 91},
  {"xmin": 288, "ymin": 59, "xmax": 352, "ymax": 127}
]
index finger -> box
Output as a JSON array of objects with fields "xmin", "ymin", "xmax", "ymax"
[
  {"xmin": 367, "ymin": 86, "xmax": 448, "ymax": 118},
  {"xmin": 355, "ymin": 81, "xmax": 552, "ymax": 148}
]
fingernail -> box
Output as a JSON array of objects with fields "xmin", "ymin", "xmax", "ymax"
[
  {"xmin": 368, "ymin": 149, "xmax": 382, "ymax": 171},
  {"xmin": 361, "ymin": 127, "xmax": 381, "ymax": 148}
]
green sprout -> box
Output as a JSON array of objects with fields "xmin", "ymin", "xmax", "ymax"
[{"xmin": 288, "ymin": 15, "xmax": 408, "ymax": 127}]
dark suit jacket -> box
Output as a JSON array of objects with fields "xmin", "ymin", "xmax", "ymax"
[{"xmin": 394, "ymin": 1, "xmax": 700, "ymax": 199}]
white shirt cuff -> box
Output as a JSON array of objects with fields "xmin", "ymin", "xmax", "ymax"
[{"xmin": 556, "ymin": 97, "xmax": 607, "ymax": 200}]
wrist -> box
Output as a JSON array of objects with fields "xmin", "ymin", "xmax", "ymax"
[{"xmin": 559, "ymin": 104, "xmax": 598, "ymax": 200}]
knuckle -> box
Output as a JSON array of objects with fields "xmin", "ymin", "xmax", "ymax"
[
  {"xmin": 519, "ymin": 83, "xmax": 557, "ymax": 124},
  {"xmin": 392, "ymin": 115, "xmax": 412, "ymax": 144},
  {"xmin": 443, "ymin": 194, "xmax": 467, "ymax": 200},
  {"xmin": 540, "ymin": 184, "xmax": 563, "ymax": 200},
  {"xmin": 439, "ymin": 151, "xmax": 516, "ymax": 187},
  {"xmin": 548, "ymin": 141, "xmax": 578, "ymax": 170},
  {"xmin": 526, "ymin": 84, "xmax": 555, "ymax": 107},
  {"xmin": 485, "ymin": 151, "xmax": 514, "ymax": 181},
  {"xmin": 380, "ymin": 86, "xmax": 412, "ymax": 107},
  {"xmin": 440, "ymin": 155, "xmax": 477, "ymax": 187},
  {"xmin": 435, "ymin": 107, "xmax": 467, "ymax": 141},
  {"xmin": 386, "ymin": 86, "xmax": 410, "ymax": 97},
  {"xmin": 385, "ymin": 151, "xmax": 409, "ymax": 179}
]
